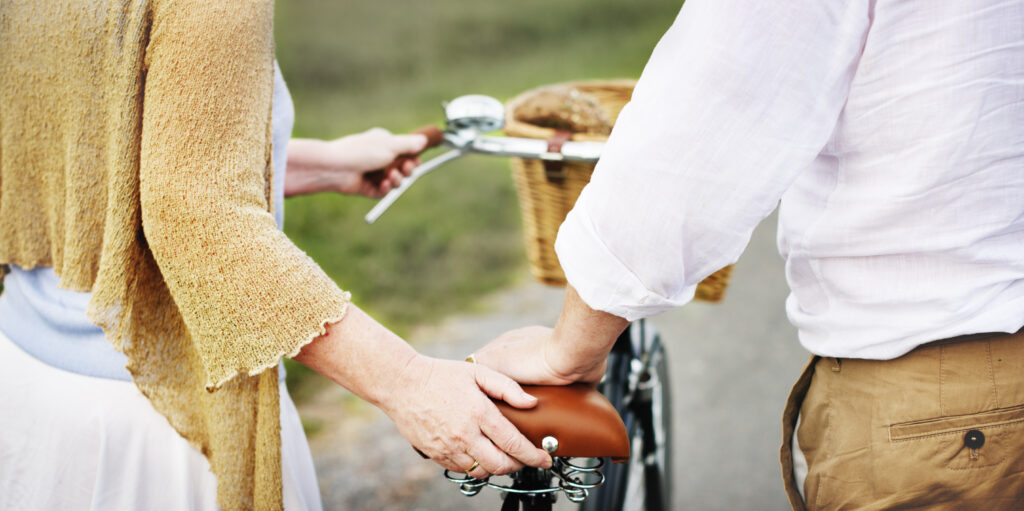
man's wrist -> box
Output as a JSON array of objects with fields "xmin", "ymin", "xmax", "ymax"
[
  {"xmin": 543, "ymin": 327, "xmax": 605, "ymax": 383},
  {"xmin": 545, "ymin": 285, "xmax": 628, "ymax": 381}
]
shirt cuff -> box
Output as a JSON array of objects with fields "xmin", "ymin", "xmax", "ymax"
[{"xmin": 555, "ymin": 203, "xmax": 695, "ymax": 322}]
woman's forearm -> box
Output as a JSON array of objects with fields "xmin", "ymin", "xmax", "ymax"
[
  {"xmin": 284, "ymin": 130, "xmax": 427, "ymax": 198},
  {"xmin": 284, "ymin": 138, "xmax": 348, "ymax": 197},
  {"xmin": 291, "ymin": 303, "xmax": 415, "ymax": 407}
]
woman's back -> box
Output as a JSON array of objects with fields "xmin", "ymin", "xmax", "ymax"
[
  {"xmin": 1, "ymin": 2, "xmax": 348, "ymax": 508},
  {"xmin": 0, "ymin": 0, "xmax": 153, "ymax": 285}
]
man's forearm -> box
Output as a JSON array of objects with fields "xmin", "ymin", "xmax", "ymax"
[{"xmin": 546, "ymin": 285, "xmax": 630, "ymax": 380}]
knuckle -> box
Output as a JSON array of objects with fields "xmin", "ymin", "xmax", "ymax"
[
  {"xmin": 473, "ymin": 405, "xmax": 491, "ymax": 423},
  {"xmin": 448, "ymin": 432, "xmax": 466, "ymax": 447},
  {"xmin": 500, "ymin": 435, "xmax": 525, "ymax": 455},
  {"xmin": 493, "ymin": 459, "xmax": 520, "ymax": 476}
]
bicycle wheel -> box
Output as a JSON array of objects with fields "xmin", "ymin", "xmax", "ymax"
[{"xmin": 581, "ymin": 320, "xmax": 673, "ymax": 511}]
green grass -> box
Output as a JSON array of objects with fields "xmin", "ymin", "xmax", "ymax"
[{"xmin": 274, "ymin": 0, "xmax": 682, "ymax": 397}]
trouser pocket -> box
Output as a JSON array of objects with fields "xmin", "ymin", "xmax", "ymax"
[
  {"xmin": 888, "ymin": 403, "xmax": 1024, "ymax": 470},
  {"xmin": 800, "ymin": 332, "xmax": 1024, "ymax": 510},
  {"xmin": 872, "ymin": 403, "xmax": 1024, "ymax": 508}
]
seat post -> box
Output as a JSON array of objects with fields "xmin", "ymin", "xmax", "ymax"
[{"xmin": 500, "ymin": 468, "xmax": 554, "ymax": 511}]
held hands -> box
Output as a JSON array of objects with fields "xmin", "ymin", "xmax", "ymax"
[
  {"xmin": 381, "ymin": 354, "xmax": 553, "ymax": 479},
  {"xmin": 285, "ymin": 127, "xmax": 428, "ymax": 198},
  {"xmin": 291, "ymin": 305, "xmax": 551, "ymax": 481}
]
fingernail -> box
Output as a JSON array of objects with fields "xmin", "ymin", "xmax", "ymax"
[
  {"xmin": 522, "ymin": 392, "xmax": 537, "ymax": 402},
  {"xmin": 543, "ymin": 455, "xmax": 553, "ymax": 469}
]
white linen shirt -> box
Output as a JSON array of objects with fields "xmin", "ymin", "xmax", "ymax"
[{"xmin": 555, "ymin": 0, "xmax": 1024, "ymax": 359}]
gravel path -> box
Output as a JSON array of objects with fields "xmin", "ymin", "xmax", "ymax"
[{"xmin": 298, "ymin": 214, "xmax": 809, "ymax": 510}]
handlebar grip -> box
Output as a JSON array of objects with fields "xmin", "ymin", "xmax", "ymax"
[
  {"xmin": 367, "ymin": 125, "xmax": 445, "ymax": 186},
  {"xmin": 414, "ymin": 124, "xmax": 446, "ymax": 148}
]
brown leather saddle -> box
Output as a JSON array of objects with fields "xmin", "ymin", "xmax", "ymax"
[{"xmin": 493, "ymin": 383, "xmax": 629, "ymax": 463}]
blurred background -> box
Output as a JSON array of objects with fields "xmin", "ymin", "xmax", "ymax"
[
  {"xmin": 275, "ymin": 0, "xmax": 682, "ymax": 338},
  {"xmin": 275, "ymin": 1, "xmax": 807, "ymax": 510}
]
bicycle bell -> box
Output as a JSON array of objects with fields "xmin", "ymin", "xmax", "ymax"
[{"xmin": 443, "ymin": 94, "xmax": 505, "ymax": 134}]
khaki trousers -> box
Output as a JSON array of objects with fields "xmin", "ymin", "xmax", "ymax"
[{"xmin": 780, "ymin": 329, "xmax": 1024, "ymax": 510}]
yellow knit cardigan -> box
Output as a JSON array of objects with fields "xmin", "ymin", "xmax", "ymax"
[{"xmin": 0, "ymin": 1, "xmax": 351, "ymax": 509}]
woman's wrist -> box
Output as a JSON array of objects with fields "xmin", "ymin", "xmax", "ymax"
[
  {"xmin": 284, "ymin": 129, "xmax": 427, "ymax": 198},
  {"xmin": 284, "ymin": 138, "xmax": 351, "ymax": 196},
  {"xmin": 292, "ymin": 304, "xmax": 419, "ymax": 407}
]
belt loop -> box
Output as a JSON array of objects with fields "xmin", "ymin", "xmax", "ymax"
[{"xmin": 831, "ymin": 358, "xmax": 842, "ymax": 373}]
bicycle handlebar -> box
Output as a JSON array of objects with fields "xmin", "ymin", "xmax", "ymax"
[
  {"xmin": 465, "ymin": 135, "xmax": 602, "ymax": 162},
  {"xmin": 364, "ymin": 95, "xmax": 606, "ymax": 224}
]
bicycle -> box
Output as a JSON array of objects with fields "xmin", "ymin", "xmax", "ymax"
[{"xmin": 369, "ymin": 95, "xmax": 673, "ymax": 511}]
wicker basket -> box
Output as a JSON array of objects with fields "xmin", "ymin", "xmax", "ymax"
[{"xmin": 505, "ymin": 79, "xmax": 732, "ymax": 302}]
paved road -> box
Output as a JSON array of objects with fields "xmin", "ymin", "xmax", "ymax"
[{"xmin": 300, "ymin": 211, "xmax": 808, "ymax": 510}]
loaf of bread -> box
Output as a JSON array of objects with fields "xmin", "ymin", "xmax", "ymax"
[{"xmin": 512, "ymin": 86, "xmax": 612, "ymax": 135}]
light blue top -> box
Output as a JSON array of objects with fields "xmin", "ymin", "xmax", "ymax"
[{"xmin": 0, "ymin": 62, "xmax": 295, "ymax": 381}]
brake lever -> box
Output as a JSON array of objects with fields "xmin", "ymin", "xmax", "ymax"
[{"xmin": 364, "ymin": 147, "xmax": 468, "ymax": 223}]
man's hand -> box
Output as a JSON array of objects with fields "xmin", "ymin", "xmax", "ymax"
[
  {"xmin": 285, "ymin": 127, "xmax": 428, "ymax": 198},
  {"xmin": 475, "ymin": 286, "xmax": 629, "ymax": 386},
  {"xmin": 474, "ymin": 326, "xmax": 606, "ymax": 385}
]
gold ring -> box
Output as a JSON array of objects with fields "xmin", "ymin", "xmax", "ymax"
[
  {"xmin": 465, "ymin": 460, "xmax": 479, "ymax": 473},
  {"xmin": 464, "ymin": 353, "xmax": 477, "ymax": 364}
]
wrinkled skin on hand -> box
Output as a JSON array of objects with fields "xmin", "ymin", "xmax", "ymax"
[
  {"xmin": 381, "ymin": 354, "xmax": 553, "ymax": 479},
  {"xmin": 474, "ymin": 326, "xmax": 607, "ymax": 386},
  {"xmin": 475, "ymin": 287, "xmax": 627, "ymax": 387},
  {"xmin": 292, "ymin": 306, "xmax": 551, "ymax": 481}
]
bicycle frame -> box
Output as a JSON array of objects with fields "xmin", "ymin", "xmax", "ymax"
[{"xmin": 586, "ymin": 320, "xmax": 673, "ymax": 511}]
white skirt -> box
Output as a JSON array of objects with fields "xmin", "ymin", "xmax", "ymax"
[{"xmin": 0, "ymin": 331, "xmax": 322, "ymax": 511}]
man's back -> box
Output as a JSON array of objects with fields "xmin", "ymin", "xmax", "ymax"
[{"xmin": 780, "ymin": 0, "xmax": 1024, "ymax": 358}]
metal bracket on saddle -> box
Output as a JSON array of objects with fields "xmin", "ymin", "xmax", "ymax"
[{"xmin": 443, "ymin": 456, "xmax": 606, "ymax": 504}]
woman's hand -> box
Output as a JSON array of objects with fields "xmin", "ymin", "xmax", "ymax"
[
  {"xmin": 380, "ymin": 354, "xmax": 553, "ymax": 478},
  {"xmin": 285, "ymin": 127, "xmax": 428, "ymax": 198},
  {"xmin": 292, "ymin": 305, "xmax": 551, "ymax": 480}
]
